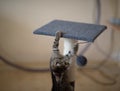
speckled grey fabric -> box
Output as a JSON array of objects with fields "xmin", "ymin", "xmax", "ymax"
[{"xmin": 33, "ymin": 20, "xmax": 106, "ymax": 42}]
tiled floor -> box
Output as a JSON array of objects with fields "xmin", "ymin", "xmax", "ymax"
[{"xmin": 0, "ymin": 60, "xmax": 120, "ymax": 91}]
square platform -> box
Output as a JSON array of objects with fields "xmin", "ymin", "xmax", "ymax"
[{"xmin": 33, "ymin": 20, "xmax": 107, "ymax": 42}]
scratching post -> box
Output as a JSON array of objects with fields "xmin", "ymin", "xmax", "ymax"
[
  {"xmin": 33, "ymin": 19, "xmax": 107, "ymax": 91},
  {"xmin": 63, "ymin": 39, "xmax": 77, "ymax": 91}
]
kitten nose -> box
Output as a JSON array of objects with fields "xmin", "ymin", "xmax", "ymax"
[{"xmin": 56, "ymin": 63, "xmax": 60, "ymax": 67}]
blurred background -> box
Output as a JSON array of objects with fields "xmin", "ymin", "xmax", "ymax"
[{"xmin": 0, "ymin": 0, "xmax": 120, "ymax": 91}]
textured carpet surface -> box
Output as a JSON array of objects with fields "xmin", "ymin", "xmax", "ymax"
[{"xmin": 34, "ymin": 20, "xmax": 107, "ymax": 42}]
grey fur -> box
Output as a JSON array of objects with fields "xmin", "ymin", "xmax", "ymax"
[{"xmin": 50, "ymin": 31, "xmax": 78, "ymax": 91}]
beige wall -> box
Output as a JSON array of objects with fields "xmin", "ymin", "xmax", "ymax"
[{"xmin": 0, "ymin": 0, "xmax": 120, "ymax": 62}]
